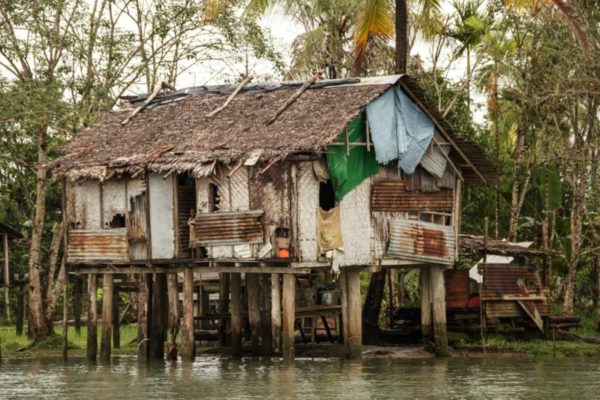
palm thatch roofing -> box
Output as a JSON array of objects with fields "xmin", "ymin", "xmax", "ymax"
[
  {"xmin": 50, "ymin": 75, "xmax": 497, "ymax": 183},
  {"xmin": 459, "ymin": 235, "xmax": 560, "ymax": 258}
]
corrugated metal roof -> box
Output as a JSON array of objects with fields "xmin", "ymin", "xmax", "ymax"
[
  {"xmin": 387, "ymin": 219, "xmax": 455, "ymax": 265},
  {"xmin": 371, "ymin": 179, "xmax": 453, "ymax": 212},
  {"xmin": 67, "ymin": 229, "xmax": 130, "ymax": 263},
  {"xmin": 194, "ymin": 209, "xmax": 264, "ymax": 246}
]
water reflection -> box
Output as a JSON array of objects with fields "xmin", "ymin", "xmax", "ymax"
[{"xmin": 1, "ymin": 356, "xmax": 600, "ymax": 399}]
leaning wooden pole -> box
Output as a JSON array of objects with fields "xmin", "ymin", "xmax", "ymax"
[
  {"xmin": 282, "ymin": 274, "xmax": 295, "ymax": 361},
  {"xmin": 100, "ymin": 274, "xmax": 114, "ymax": 362},
  {"xmin": 182, "ymin": 268, "xmax": 195, "ymax": 361},
  {"xmin": 87, "ymin": 274, "xmax": 98, "ymax": 361}
]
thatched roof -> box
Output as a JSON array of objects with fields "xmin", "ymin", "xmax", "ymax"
[{"xmin": 51, "ymin": 75, "xmax": 497, "ymax": 182}]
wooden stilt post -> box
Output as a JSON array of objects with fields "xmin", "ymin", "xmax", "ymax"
[
  {"xmin": 230, "ymin": 273, "xmax": 242, "ymax": 357},
  {"xmin": 282, "ymin": 274, "xmax": 295, "ymax": 361},
  {"xmin": 73, "ymin": 276, "xmax": 82, "ymax": 335},
  {"xmin": 271, "ymin": 274, "xmax": 281, "ymax": 356},
  {"xmin": 260, "ymin": 274, "xmax": 272, "ymax": 356},
  {"xmin": 151, "ymin": 273, "xmax": 167, "ymax": 360},
  {"xmin": 62, "ymin": 266, "xmax": 68, "ymax": 361},
  {"xmin": 218, "ymin": 273, "xmax": 230, "ymax": 346},
  {"xmin": 137, "ymin": 274, "xmax": 151, "ymax": 362},
  {"xmin": 199, "ymin": 275, "xmax": 210, "ymax": 330},
  {"xmin": 16, "ymin": 280, "xmax": 25, "ymax": 337},
  {"xmin": 345, "ymin": 270, "xmax": 362, "ymax": 360},
  {"xmin": 112, "ymin": 284, "xmax": 120, "ymax": 349},
  {"xmin": 167, "ymin": 272, "xmax": 180, "ymax": 360},
  {"xmin": 339, "ymin": 272, "xmax": 348, "ymax": 345},
  {"xmin": 100, "ymin": 274, "xmax": 114, "ymax": 362},
  {"xmin": 182, "ymin": 268, "xmax": 195, "ymax": 361},
  {"xmin": 87, "ymin": 274, "xmax": 98, "ymax": 361},
  {"xmin": 431, "ymin": 266, "xmax": 449, "ymax": 357},
  {"xmin": 246, "ymin": 273, "xmax": 261, "ymax": 356},
  {"xmin": 420, "ymin": 268, "xmax": 432, "ymax": 338}
]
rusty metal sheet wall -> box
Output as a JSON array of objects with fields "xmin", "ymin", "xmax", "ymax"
[
  {"xmin": 420, "ymin": 143, "xmax": 450, "ymax": 179},
  {"xmin": 481, "ymin": 265, "xmax": 549, "ymax": 318},
  {"xmin": 67, "ymin": 229, "xmax": 129, "ymax": 263},
  {"xmin": 297, "ymin": 162, "xmax": 319, "ymax": 261},
  {"xmin": 371, "ymin": 179, "xmax": 453, "ymax": 212},
  {"xmin": 387, "ymin": 219, "xmax": 455, "ymax": 264},
  {"xmin": 194, "ymin": 209, "xmax": 264, "ymax": 246},
  {"xmin": 445, "ymin": 269, "xmax": 470, "ymax": 309}
]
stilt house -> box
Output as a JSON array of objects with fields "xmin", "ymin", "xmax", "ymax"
[{"xmin": 51, "ymin": 75, "xmax": 496, "ymax": 360}]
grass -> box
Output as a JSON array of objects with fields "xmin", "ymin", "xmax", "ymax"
[{"xmin": 0, "ymin": 323, "xmax": 140, "ymax": 359}]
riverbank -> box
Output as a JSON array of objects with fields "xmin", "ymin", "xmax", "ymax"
[{"xmin": 3, "ymin": 323, "xmax": 600, "ymax": 360}]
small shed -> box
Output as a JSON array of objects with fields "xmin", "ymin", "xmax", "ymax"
[{"xmin": 50, "ymin": 75, "xmax": 496, "ymax": 361}]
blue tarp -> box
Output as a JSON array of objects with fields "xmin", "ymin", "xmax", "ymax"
[{"xmin": 366, "ymin": 87, "xmax": 435, "ymax": 174}]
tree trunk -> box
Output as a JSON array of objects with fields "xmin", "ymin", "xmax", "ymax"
[
  {"xmin": 362, "ymin": 271, "xmax": 385, "ymax": 345},
  {"xmin": 28, "ymin": 124, "xmax": 50, "ymax": 341},
  {"xmin": 395, "ymin": 0, "xmax": 408, "ymax": 74},
  {"xmin": 563, "ymin": 190, "xmax": 585, "ymax": 316}
]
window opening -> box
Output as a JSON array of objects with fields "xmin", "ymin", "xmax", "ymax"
[
  {"xmin": 208, "ymin": 183, "xmax": 221, "ymax": 212},
  {"xmin": 319, "ymin": 180, "xmax": 336, "ymax": 211}
]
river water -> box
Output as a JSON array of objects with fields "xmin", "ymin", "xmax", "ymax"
[{"xmin": 1, "ymin": 356, "xmax": 599, "ymax": 399}]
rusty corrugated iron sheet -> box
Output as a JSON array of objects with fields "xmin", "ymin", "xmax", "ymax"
[
  {"xmin": 194, "ymin": 209, "xmax": 264, "ymax": 246},
  {"xmin": 480, "ymin": 264, "xmax": 549, "ymax": 318},
  {"xmin": 387, "ymin": 219, "xmax": 455, "ymax": 264},
  {"xmin": 420, "ymin": 144, "xmax": 450, "ymax": 178},
  {"xmin": 371, "ymin": 179, "xmax": 453, "ymax": 212},
  {"xmin": 445, "ymin": 269, "xmax": 470, "ymax": 309},
  {"xmin": 67, "ymin": 229, "xmax": 129, "ymax": 263}
]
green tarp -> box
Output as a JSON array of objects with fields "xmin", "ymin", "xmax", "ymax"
[{"xmin": 327, "ymin": 113, "xmax": 380, "ymax": 202}]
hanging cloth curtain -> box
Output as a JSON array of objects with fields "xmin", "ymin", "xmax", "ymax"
[
  {"xmin": 316, "ymin": 206, "xmax": 343, "ymax": 251},
  {"xmin": 326, "ymin": 113, "xmax": 379, "ymax": 202},
  {"xmin": 366, "ymin": 87, "xmax": 435, "ymax": 174}
]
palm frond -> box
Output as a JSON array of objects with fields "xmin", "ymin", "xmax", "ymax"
[{"xmin": 352, "ymin": 0, "xmax": 394, "ymax": 75}]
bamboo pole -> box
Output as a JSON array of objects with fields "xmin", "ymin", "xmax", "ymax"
[
  {"xmin": 207, "ymin": 75, "xmax": 253, "ymax": 117},
  {"xmin": 267, "ymin": 75, "xmax": 318, "ymax": 125}
]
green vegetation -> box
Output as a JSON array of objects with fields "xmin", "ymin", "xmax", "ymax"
[{"xmin": 0, "ymin": 324, "xmax": 139, "ymax": 359}]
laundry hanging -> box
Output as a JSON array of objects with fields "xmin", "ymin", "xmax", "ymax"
[{"xmin": 366, "ymin": 87, "xmax": 435, "ymax": 174}]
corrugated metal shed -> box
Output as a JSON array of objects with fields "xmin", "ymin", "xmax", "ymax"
[
  {"xmin": 445, "ymin": 269, "xmax": 470, "ymax": 309},
  {"xmin": 67, "ymin": 229, "xmax": 129, "ymax": 263},
  {"xmin": 480, "ymin": 264, "xmax": 549, "ymax": 318},
  {"xmin": 387, "ymin": 219, "xmax": 455, "ymax": 264},
  {"xmin": 194, "ymin": 209, "xmax": 264, "ymax": 246},
  {"xmin": 371, "ymin": 179, "xmax": 453, "ymax": 212}
]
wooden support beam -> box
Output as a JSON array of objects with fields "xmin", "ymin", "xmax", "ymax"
[
  {"xmin": 271, "ymin": 273, "xmax": 281, "ymax": 356},
  {"xmin": 100, "ymin": 274, "xmax": 113, "ymax": 362},
  {"xmin": 246, "ymin": 273, "xmax": 261, "ymax": 356},
  {"xmin": 87, "ymin": 274, "xmax": 98, "ymax": 361},
  {"xmin": 420, "ymin": 268, "xmax": 432, "ymax": 338},
  {"xmin": 167, "ymin": 272, "xmax": 180, "ymax": 360},
  {"xmin": 230, "ymin": 273, "xmax": 242, "ymax": 357},
  {"xmin": 282, "ymin": 274, "xmax": 295, "ymax": 361},
  {"xmin": 182, "ymin": 268, "xmax": 195, "ymax": 361},
  {"xmin": 150, "ymin": 274, "xmax": 168, "ymax": 360},
  {"xmin": 344, "ymin": 270, "xmax": 362, "ymax": 359},
  {"xmin": 112, "ymin": 284, "xmax": 120, "ymax": 349},
  {"xmin": 137, "ymin": 274, "xmax": 151, "ymax": 362},
  {"xmin": 430, "ymin": 266, "xmax": 448, "ymax": 357},
  {"xmin": 73, "ymin": 276, "xmax": 82, "ymax": 335},
  {"xmin": 260, "ymin": 274, "xmax": 273, "ymax": 356},
  {"xmin": 218, "ymin": 273, "xmax": 230, "ymax": 347}
]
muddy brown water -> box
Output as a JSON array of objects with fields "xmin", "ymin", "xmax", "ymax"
[{"xmin": 1, "ymin": 356, "xmax": 599, "ymax": 399}]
